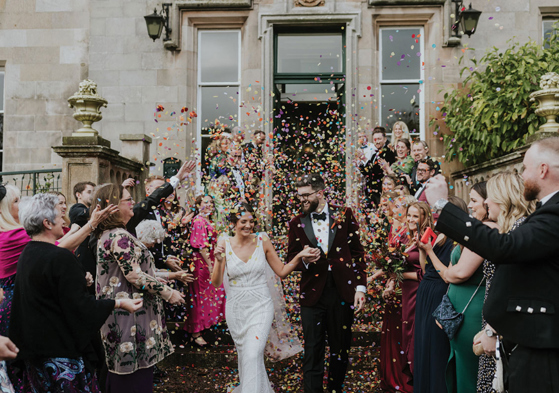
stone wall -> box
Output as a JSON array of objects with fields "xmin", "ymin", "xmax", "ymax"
[{"xmin": 0, "ymin": 0, "xmax": 557, "ymax": 182}]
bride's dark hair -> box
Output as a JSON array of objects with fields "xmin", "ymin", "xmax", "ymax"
[{"xmin": 229, "ymin": 202, "xmax": 255, "ymax": 225}]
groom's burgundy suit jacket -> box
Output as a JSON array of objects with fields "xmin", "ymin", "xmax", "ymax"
[{"xmin": 287, "ymin": 205, "xmax": 367, "ymax": 307}]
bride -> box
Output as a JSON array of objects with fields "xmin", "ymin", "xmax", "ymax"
[{"xmin": 211, "ymin": 202, "xmax": 318, "ymax": 392}]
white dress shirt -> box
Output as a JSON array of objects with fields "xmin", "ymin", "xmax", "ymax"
[{"xmin": 539, "ymin": 190, "xmax": 559, "ymax": 206}]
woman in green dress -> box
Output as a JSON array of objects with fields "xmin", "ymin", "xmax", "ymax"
[{"xmin": 443, "ymin": 182, "xmax": 498, "ymax": 393}]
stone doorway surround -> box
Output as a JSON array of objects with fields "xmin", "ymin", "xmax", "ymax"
[{"xmin": 258, "ymin": 8, "xmax": 362, "ymax": 203}]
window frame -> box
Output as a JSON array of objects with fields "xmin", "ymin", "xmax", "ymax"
[
  {"xmin": 196, "ymin": 29, "xmax": 242, "ymax": 182},
  {"xmin": 542, "ymin": 18, "xmax": 559, "ymax": 47},
  {"xmin": 0, "ymin": 68, "xmax": 4, "ymax": 172},
  {"xmin": 378, "ymin": 26, "xmax": 425, "ymax": 141}
]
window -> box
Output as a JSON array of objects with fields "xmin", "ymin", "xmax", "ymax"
[
  {"xmin": 543, "ymin": 19, "xmax": 559, "ymax": 48},
  {"xmin": 197, "ymin": 30, "xmax": 241, "ymax": 177},
  {"xmin": 276, "ymin": 33, "xmax": 343, "ymax": 74},
  {"xmin": 0, "ymin": 69, "xmax": 4, "ymax": 172},
  {"xmin": 379, "ymin": 27, "xmax": 424, "ymax": 142}
]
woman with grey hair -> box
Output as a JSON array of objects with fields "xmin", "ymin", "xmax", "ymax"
[
  {"xmin": 8, "ymin": 193, "xmax": 143, "ymax": 393},
  {"xmin": 135, "ymin": 219, "xmax": 194, "ymax": 285}
]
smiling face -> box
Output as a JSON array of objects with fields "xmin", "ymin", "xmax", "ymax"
[
  {"xmin": 396, "ymin": 141, "xmax": 410, "ymax": 159},
  {"xmin": 379, "ymin": 197, "xmax": 394, "ymax": 218},
  {"xmin": 297, "ymin": 185, "xmax": 322, "ymax": 214},
  {"xmin": 57, "ymin": 194, "xmax": 67, "ymax": 216},
  {"xmin": 412, "ymin": 143, "xmax": 428, "ymax": 162},
  {"xmin": 468, "ymin": 189, "xmax": 487, "ymax": 221},
  {"xmin": 485, "ymin": 196, "xmax": 501, "ymax": 222},
  {"xmin": 198, "ymin": 196, "xmax": 214, "ymax": 215},
  {"xmin": 10, "ymin": 195, "xmax": 20, "ymax": 224},
  {"xmin": 234, "ymin": 212, "xmax": 255, "ymax": 238},
  {"xmin": 416, "ymin": 163, "xmax": 434, "ymax": 183},
  {"xmin": 406, "ymin": 205, "xmax": 422, "ymax": 234},
  {"xmin": 393, "ymin": 123, "xmax": 403, "ymax": 140},
  {"xmin": 118, "ymin": 188, "xmax": 135, "ymax": 225},
  {"xmin": 393, "ymin": 199, "xmax": 407, "ymax": 223},
  {"xmin": 358, "ymin": 132, "xmax": 368, "ymax": 146},
  {"xmin": 50, "ymin": 208, "xmax": 66, "ymax": 240},
  {"xmin": 382, "ymin": 177, "xmax": 396, "ymax": 193},
  {"xmin": 372, "ymin": 132, "xmax": 387, "ymax": 150}
]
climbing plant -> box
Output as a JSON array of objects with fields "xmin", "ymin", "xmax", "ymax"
[{"xmin": 431, "ymin": 32, "xmax": 559, "ymax": 166}]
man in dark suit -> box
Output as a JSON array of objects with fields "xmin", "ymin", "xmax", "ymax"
[
  {"xmin": 243, "ymin": 129, "xmax": 265, "ymax": 181},
  {"xmin": 357, "ymin": 127, "xmax": 396, "ymax": 209},
  {"xmin": 407, "ymin": 140, "xmax": 440, "ymax": 194},
  {"xmin": 288, "ymin": 173, "xmax": 367, "ymax": 393},
  {"xmin": 126, "ymin": 160, "xmax": 196, "ymax": 270},
  {"xmin": 426, "ymin": 137, "xmax": 559, "ymax": 393}
]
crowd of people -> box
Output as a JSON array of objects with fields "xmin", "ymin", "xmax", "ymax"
[{"xmin": 0, "ymin": 121, "xmax": 557, "ymax": 393}]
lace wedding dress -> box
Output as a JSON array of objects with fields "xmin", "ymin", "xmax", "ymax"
[{"xmin": 225, "ymin": 233, "xmax": 275, "ymax": 392}]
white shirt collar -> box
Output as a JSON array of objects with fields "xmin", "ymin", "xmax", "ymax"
[{"xmin": 539, "ymin": 190, "xmax": 559, "ymax": 206}]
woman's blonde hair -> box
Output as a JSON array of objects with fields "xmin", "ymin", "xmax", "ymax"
[
  {"xmin": 392, "ymin": 121, "xmax": 410, "ymax": 139},
  {"xmin": 0, "ymin": 184, "xmax": 22, "ymax": 232},
  {"xmin": 487, "ymin": 171, "xmax": 535, "ymax": 233}
]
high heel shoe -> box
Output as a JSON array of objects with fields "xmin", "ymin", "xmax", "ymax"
[{"xmin": 191, "ymin": 336, "xmax": 208, "ymax": 348}]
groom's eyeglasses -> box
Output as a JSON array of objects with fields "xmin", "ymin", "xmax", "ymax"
[{"xmin": 296, "ymin": 190, "xmax": 320, "ymax": 200}]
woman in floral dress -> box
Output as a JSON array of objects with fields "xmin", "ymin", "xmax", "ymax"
[{"xmin": 93, "ymin": 183, "xmax": 186, "ymax": 392}]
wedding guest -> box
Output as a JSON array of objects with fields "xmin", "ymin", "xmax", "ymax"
[
  {"xmin": 407, "ymin": 141, "xmax": 440, "ymax": 194},
  {"xmin": 392, "ymin": 121, "xmax": 410, "ymax": 142},
  {"xmin": 474, "ymin": 172, "xmax": 534, "ymax": 393},
  {"xmin": 69, "ymin": 181, "xmax": 97, "ymax": 281},
  {"xmin": 376, "ymin": 191, "xmax": 413, "ymax": 393},
  {"xmin": 208, "ymin": 130, "xmax": 232, "ymax": 180},
  {"xmin": 395, "ymin": 184, "xmax": 411, "ymax": 196},
  {"xmin": 184, "ymin": 195, "xmax": 226, "ymax": 346},
  {"xmin": 212, "ymin": 202, "xmax": 308, "ymax": 391},
  {"xmin": 9, "ymin": 193, "xmax": 142, "ymax": 392},
  {"xmin": 93, "ymin": 183, "xmax": 185, "ymax": 392},
  {"xmin": 356, "ymin": 130, "xmax": 376, "ymax": 164},
  {"xmin": 443, "ymin": 182, "xmax": 497, "ymax": 393},
  {"xmin": 0, "ymin": 289, "xmax": 15, "ymax": 393},
  {"xmin": 357, "ymin": 127, "xmax": 396, "ymax": 208},
  {"xmin": 382, "ymin": 175, "xmax": 399, "ymax": 194},
  {"xmin": 400, "ymin": 200, "xmax": 430, "ymax": 382},
  {"xmin": 243, "ymin": 130, "xmax": 266, "ymax": 181},
  {"xmin": 414, "ymin": 198, "xmax": 468, "ymax": 393},
  {"xmin": 382, "ymin": 138, "xmax": 415, "ymax": 176},
  {"xmin": 413, "ymin": 158, "xmax": 437, "ymax": 203}
]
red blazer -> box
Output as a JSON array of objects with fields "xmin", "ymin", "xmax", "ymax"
[{"xmin": 287, "ymin": 205, "xmax": 367, "ymax": 307}]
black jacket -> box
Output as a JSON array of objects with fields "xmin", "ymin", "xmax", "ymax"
[
  {"xmin": 358, "ymin": 142, "xmax": 396, "ymax": 194},
  {"xmin": 436, "ymin": 191, "xmax": 559, "ymax": 349},
  {"xmin": 69, "ymin": 203, "xmax": 96, "ymax": 290}
]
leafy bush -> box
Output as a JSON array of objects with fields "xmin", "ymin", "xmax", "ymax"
[{"xmin": 431, "ymin": 34, "xmax": 559, "ymax": 166}]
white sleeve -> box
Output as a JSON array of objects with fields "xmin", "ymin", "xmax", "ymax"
[
  {"xmin": 169, "ymin": 176, "xmax": 180, "ymax": 189},
  {"xmin": 356, "ymin": 285, "xmax": 367, "ymax": 294}
]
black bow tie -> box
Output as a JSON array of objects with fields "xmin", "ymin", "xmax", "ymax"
[
  {"xmin": 535, "ymin": 201, "xmax": 542, "ymax": 210},
  {"xmin": 312, "ymin": 212, "xmax": 327, "ymax": 221}
]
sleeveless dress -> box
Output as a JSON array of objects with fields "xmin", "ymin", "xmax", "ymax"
[
  {"xmin": 446, "ymin": 245, "xmax": 485, "ymax": 393},
  {"xmin": 225, "ymin": 234, "xmax": 275, "ymax": 393}
]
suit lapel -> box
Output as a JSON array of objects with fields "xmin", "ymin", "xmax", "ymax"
[
  {"xmin": 300, "ymin": 214, "xmax": 319, "ymax": 248},
  {"xmin": 327, "ymin": 207, "xmax": 338, "ymax": 254}
]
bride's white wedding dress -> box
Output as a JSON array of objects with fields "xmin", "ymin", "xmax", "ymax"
[{"xmin": 225, "ymin": 233, "xmax": 275, "ymax": 392}]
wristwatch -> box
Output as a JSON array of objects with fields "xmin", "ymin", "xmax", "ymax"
[
  {"xmin": 485, "ymin": 328, "xmax": 495, "ymax": 337},
  {"xmin": 433, "ymin": 198, "xmax": 448, "ymax": 214}
]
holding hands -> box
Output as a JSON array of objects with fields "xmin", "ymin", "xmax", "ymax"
[{"xmin": 301, "ymin": 245, "xmax": 321, "ymax": 264}]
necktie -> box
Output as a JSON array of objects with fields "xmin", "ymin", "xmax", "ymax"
[
  {"xmin": 535, "ymin": 201, "xmax": 542, "ymax": 210},
  {"xmin": 312, "ymin": 212, "xmax": 327, "ymax": 221}
]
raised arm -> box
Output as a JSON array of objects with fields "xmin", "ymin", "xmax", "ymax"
[
  {"xmin": 211, "ymin": 239, "xmax": 227, "ymax": 288},
  {"xmin": 417, "ymin": 234, "xmax": 449, "ymax": 282},
  {"xmin": 58, "ymin": 204, "xmax": 119, "ymax": 251}
]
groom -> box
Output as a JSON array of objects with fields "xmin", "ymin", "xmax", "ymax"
[{"xmin": 288, "ymin": 173, "xmax": 367, "ymax": 393}]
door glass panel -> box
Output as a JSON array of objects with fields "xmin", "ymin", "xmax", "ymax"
[
  {"xmin": 277, "ymin": 34, "xmax": 343, "ymax": 73},
  {"xmin": 381, "ymin": 28, "xmax": 421, "ymax": 80}
]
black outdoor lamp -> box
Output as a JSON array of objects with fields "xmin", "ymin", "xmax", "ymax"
[
  {"xmin": 144, "ymin": 4, "xmax": 172, "ymax": 42},
  {"xmin": 451, "ymin": 1, "xmax": 482, "ymax": 38}
]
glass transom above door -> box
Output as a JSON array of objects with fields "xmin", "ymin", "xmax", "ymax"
[{"xmin": 276, "ymin": 34, "xmax": 343, "ymax": 74}]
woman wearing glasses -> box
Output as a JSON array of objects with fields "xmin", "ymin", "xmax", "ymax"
[{"xmin": 92, "ymin": 183, "xmax": 185, "ymax": 393}]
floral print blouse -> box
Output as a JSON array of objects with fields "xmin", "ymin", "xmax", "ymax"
[{"xmin": 96, "ymin": 228, "xmax": 173, "ymax": 375}]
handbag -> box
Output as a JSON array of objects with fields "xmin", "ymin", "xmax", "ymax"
[{"xmin": 432, "ymin": 277, "xmax": 485, "ymax": 340}]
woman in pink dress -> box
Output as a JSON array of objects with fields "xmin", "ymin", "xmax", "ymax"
[{"xmin": 184, "ymin": 195, "xmax": 226, "ymax": 346}]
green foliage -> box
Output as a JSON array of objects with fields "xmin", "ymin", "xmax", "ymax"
[{"xmin": 431, "ymin": 34, "xmax": 559, "ymax": 166}]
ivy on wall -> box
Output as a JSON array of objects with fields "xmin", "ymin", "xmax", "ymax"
[{"xmin": 431, "ymin": 33, "xmax": 559, "ymax": 166}]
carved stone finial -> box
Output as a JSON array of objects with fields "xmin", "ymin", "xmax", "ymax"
[
  {"xmin": 68, "ymin": 79, "xmax": 108, "ymax": 137},
  {"xmin": 539, "ymin": 72, "xmax": 559, "ymax": 90}
]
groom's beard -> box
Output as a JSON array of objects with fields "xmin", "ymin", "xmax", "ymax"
[{"xmin": 302, "ymin": 199, "xmax": 319, "ymax": 215}]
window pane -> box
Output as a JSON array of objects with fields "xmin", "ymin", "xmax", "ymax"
[
  {"xmin": 199, "ymin": 32, "xmax": 239, "ymax": 83},
  {"xmin": 0, "ymin": 73, "xmax": 4, "ymax": 111},
  {"xmin": 381, "ymin": 84, "xmax": 420, "ymax": 136},
  {"xmin": 381, "ymin": 28, "xmax": 421, "ymax": 81},
  {"xmin": 200, "ymin": 86, "xmax": 239, "ymax": 130},
  {"xmin": 277, "ymin": 34, "xmax": 343, "ymax": 74},
  {"xmin": 543, "ymin": 20, "xmax": 558, "ymax": 48}
]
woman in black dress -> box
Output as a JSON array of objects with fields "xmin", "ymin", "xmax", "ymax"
[{"xmin": 412, "ymin": 200, "xmax": 455, "ymax": 393}]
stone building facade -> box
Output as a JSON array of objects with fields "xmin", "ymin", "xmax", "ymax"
[{"xmin": 0, "ymin": 0, "xmax": 557, "ymax": 195}]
